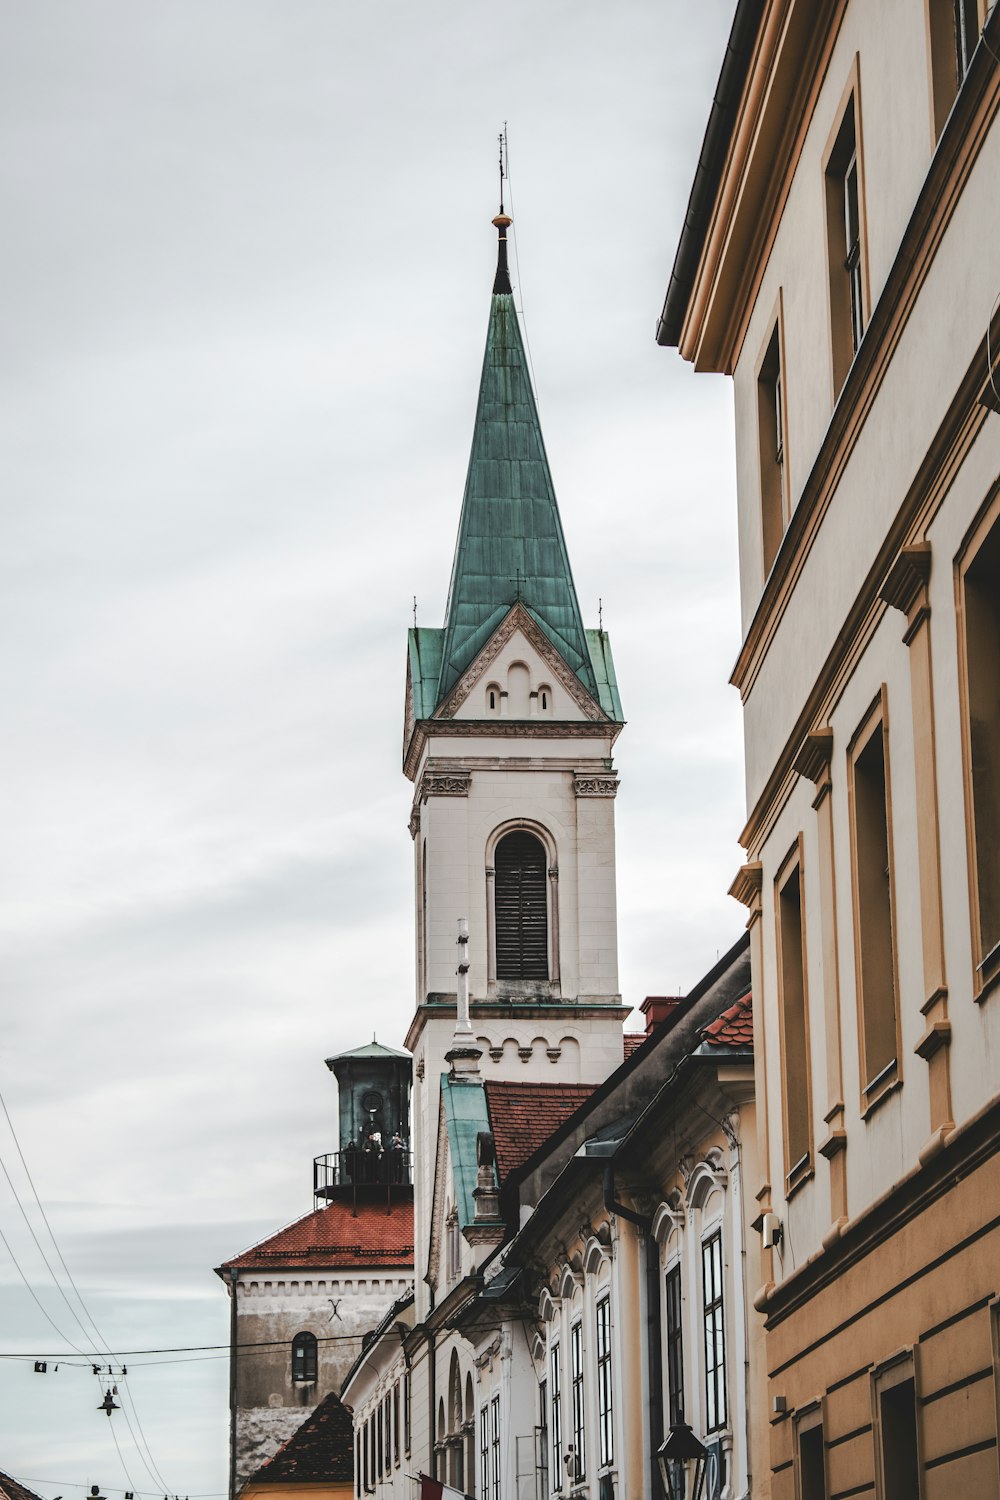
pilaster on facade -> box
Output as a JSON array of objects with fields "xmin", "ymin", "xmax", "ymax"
[
  {"xmin": 792, "ymin": 727, "xmax": 849, "ymax": 1242},
  {"xmin": 879, "ymin": 543, "xmax": 954, "ymax": 1158}
]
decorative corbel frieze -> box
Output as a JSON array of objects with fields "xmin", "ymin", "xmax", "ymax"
[
  {"xmin": 572, "ymin": 773, "xmax": 619, "ymax": 798},
  {"xmin": 418, "ymin": 770, "xmax": 472, "ymax": 801}
]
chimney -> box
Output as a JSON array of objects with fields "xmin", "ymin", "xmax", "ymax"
[{"xmin": 639, "ymin": 995, "xmax": 685, "ymax": 1036}]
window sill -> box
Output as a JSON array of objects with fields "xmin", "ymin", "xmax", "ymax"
[
  {"xmin": 861, "ymin": 1064, "xmax": 901, "ymax": 1120},
  {"xmin": 975, "ymin": 940, "xmax": 1000, "ymax": 1002},
  {"xmin": 785, "ymin": 1153, "xmax": 814, "ymax": 1200}
]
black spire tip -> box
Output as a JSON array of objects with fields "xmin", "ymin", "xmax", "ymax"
[{"xmin": 492, "ymin": 210, "xmax": 512, "ymax": 295}]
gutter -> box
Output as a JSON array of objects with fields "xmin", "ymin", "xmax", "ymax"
[{"xmin": 655, "ymin": 0, "xmax": 766, "ymax": 347}]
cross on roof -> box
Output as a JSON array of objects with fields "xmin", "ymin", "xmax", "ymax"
[{"xmin": 509, "ymin": 567, "xmax": 526, "ymax": 602}]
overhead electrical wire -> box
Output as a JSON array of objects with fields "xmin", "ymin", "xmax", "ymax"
[{"xmin": 0, "ymin": 1083, "xmax": 173, "ymax": 1492}]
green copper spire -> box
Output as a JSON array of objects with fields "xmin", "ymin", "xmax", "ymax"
[{"xmin": 436, "ymin": 214, "xmax": 599, "ymax": 707}]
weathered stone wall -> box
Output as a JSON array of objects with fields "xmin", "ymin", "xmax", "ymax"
[{"xmin": 233, "ymin": 1271, "xmax": 411, "ymax": 1482}]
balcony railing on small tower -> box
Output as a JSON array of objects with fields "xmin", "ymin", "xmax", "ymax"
[{"xmin": 313, "ymin": 1145, "xmax": 412, "ymax": 1212}]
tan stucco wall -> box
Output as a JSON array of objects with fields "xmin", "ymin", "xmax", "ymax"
[{"xmin": 764, "ymin": 1128, "xmax": 1000, "ymax": 1496}]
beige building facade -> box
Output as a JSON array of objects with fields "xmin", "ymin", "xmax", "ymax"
[{"xmin": 661, "ymin": 1, "xmax": 1000, "ymax": 1496}]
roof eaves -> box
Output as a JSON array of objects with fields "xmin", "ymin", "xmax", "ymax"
[
  {"xmin": 655, "ymin": 0, "xmax": 766, "ymax": 348},
  {"xmin": 500, "ymin": 931, "xmax": 751, "ymax": 1193}
]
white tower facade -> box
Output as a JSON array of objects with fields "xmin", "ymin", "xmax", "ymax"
[{"xmin": 402, "ymin": 213, "xmax": 629, "ymax": 1312}]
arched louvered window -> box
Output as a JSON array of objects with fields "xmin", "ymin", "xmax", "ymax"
[
  {"xmin": 292, "ymin": 1331, "xmax": 318, "ymax": 1383},
  {"xmin": 495, "ymin": 830, "xmax": 548, "ymax": 980}
]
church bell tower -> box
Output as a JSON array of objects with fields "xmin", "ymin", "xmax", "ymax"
[{"xmin": 402, "ymin": 202, "xmax": 629, "ymax": 1228}]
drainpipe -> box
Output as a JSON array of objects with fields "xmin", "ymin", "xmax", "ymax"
[
  {"xmin": 427, "ymin": 1327, "xmax": 437, "ymax": 1481},
  {"xmin": 603, "ymin": 1165, "xmax": 662, "ymax": 1499},
  {"xmin": 228, "ymin": 1267, "xmax": 239, "ymax": 1500}
]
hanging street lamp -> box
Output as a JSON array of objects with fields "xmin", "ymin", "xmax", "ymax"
[{"xmin": 656, "ymin": 1415, "xmax": 708, "ymax": 1500}]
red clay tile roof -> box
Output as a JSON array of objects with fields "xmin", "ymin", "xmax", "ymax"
[
  {"xmin": 484, "ymin": 1081, "xmax": 597, "ymax": 1183},
  {"xmin": 701, "ymin": 993, "xmax": 753, "ymax": 1050},
  {"xmin": 221, "ymin": 1198, "xmax": 414, "ymax": 1271},
  {"xmin": 623, "ymin": 1032, "xmax": 647, "ymax": 1059},
  {"xmin": 247, "ymin": 1392, "xmax": 354, "ymax": 1485},
  {"xmin": 0, "ymin": 1474, "xmax": 46, "ymax": 1500}
]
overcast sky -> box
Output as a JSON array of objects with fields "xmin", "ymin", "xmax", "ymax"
[{"xmin": 1, "ymin": 2, "xmax": 742, "ymax": 1490}]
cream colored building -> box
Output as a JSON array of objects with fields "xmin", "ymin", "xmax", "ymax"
[{"xmin": 661, "ymin": 1, "xmax": 1000, "ymax": 1496}]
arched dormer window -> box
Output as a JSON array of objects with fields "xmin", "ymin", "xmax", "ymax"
[
  {"xmin": 292, "ymin": 1331, "xmax": 318, "ymax": 1383},
  {"xmin": 495, "ymin": 830, "xmax": 548, "ymax": 979}
]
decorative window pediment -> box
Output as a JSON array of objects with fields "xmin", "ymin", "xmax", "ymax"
[
  {"xmin": 685, "ymin": 1154, "xmax": 728, "ymax": 1211},
  {"xmin": 652, "ymin": 1196, "xmax": 686, "ymax": 1246}
]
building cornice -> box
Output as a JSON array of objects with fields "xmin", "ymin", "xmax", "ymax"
[
  {"xmin": 666, "ymin": 0, "xmax": 848, "ymax": 372},
  {"xmin": 732, "ymin": 25, "xmax": 1000, "ymax": 710}
]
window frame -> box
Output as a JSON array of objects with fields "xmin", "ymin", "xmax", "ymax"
[
  {"xmin": 480, "ymin": 1403, "xmax": 490, "ymax": 1500},
  {"xmin": 701, "ymin": 1229, "xmax": 727, "ymax": 1434},
  {"xmin": 775, "ymin": 837, "xmax": 814, "ymax": 1194},
  {"xmin": 595, "ymin": 1293, "xmax": 614, "ymax": 1470},
  {"xmin": 847, "ymin": 688, "xmax": 902, "ymax": 1114},
  {"xmin": 955, "ymin": 485, "xmax": 1000, "ymax": 999},
  {"xmin": 664, "ymin": 1260, "xmax": 685, "ymax": 1431},
  {"xmin": 822, "ymin": 61, "xmax": 870, "ymax": 401},
  {"xmin": 926, "ymin": 0, "xmax": 985, "ymax": 137},
  {"xmin": 870, "ymin": 1349, "xmax": 923, "ymax": 1500},
  {"xmin": 491, "ymin": 1392, "xmax": 501, "ymax": 1500},
  {"xmin": 570, "ymin": 1318, "xmax": 586, "ymax": 1481},
  {"xmin": 291, "ymin": 1330, "xmax": 318, "ymax": 1385},
  {"xmin": 550, "ymin": 1341, "xmax": 563, "ymax": 1493},
  {"xmin": 794, "ymin": 1400, "xmax": 828, "ymax": 1500},
  {"xmin": 756, "ymin": 293, "xmax": 791, "ymax": 578}
]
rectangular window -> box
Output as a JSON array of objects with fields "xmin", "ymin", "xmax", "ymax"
[
  {"xmin": 356, "ymin": 1429, "xmax": 363, "ymax": 1498},
  {"xmin": 538, "ymin": 1378, "xmax": 549, "ymax": 1494},
  {"xmin": 758, "ymin": 313, "xmax": 789, "ymax": 575},
  {"xmin": 665, "ymin": 1263, "xmax": 685, "ymax": 1429},
  {"xmin": 491, "ymin": 1392, "xmax": 501, "ymax": 1500},
  {"xmin": 550, "ymin": 1345, "xmax": 563, "ymax": 1492},
  {"xmin": 480, "ymin": 1405, "xmax": 490, "ymax": 1500},
  {"xmin": 404, "ymin": 1370, "xmax": 411, "ymax": 1455},
  {"xmin": 776, "ymin": 845, "xmax": 812, "ymax": 1186},
  {"xmin": 872, "ymin": 1356, "xmax": 920, "ymax": 1500},
  {"xmin": 384, "ymin": 1392, "xmax": 392, "ymax": 1471},
  {"xmin": 571, "ymin": 1321, "xmax": 586, "ymax": 1480},
  {"xmin": 596, "ymin": 1295, "xmax": 614, "ymax": 1469},
  {"xmin": 929, "ymin": 0, "xmax": 982, "ymax": 134},
  {"xmin": 959, "ymin": 503, "xmax": 1000, "ymax": 991},
  {"xmin": 824, "ymin": 82, "xmax": 867, "ymax": 397},
  {"xmin": 393, "ymin": 1382, "xmax": 400, "ymax": 1467},
  {"xmin": 795, "ymin": 1406, "xmax": 827, "ymax": 1500},
  {"xmin": 702, "ymin": 1232, "xmax": 727, "ymax": 1432},
  {"xmin": 377, "ymin": 1403, "xmax": 384, "ymax": 1481},
  {"xmin": 849, "ymin": 697, "xmax": 900, "ymax": 1104}
]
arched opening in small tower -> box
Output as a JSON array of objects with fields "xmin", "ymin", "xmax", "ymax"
[{"xmin": 494, "ymin": 830, "xmax": 549, "ymax": 980}]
